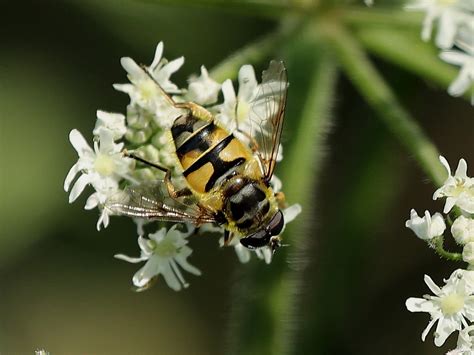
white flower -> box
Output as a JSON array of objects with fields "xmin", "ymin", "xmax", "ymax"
[
  {"xmin": 406, "ymin": 272, "xmax": 474, "ymax": 346},
  {"xmin": 364, "ymin": 0, "xmax": 373, "ymax": 6},
  {"xmin": 185, "ymin": 66, "xmax": 221, "ymax": 105},
  {"xmin": 452, "ymin": 215, "xmax": 474, "ymax": 245},
  {"xmin": 215, "ymin": 65, "xmax": 285, "ymax": 161},
  {"xmin": 405, "ymin": 0, "xmax": 470, "ymax": 49},
  {"xmin": 64, "ymin": 129, "xmax": 132, "ymax": 229},
  {"xmin": 93, "ymin": 110, "xmax": 127, "ymax": 140},
  {"xmin": 115, "ymin": 225, "xmax": 201, "ymax": 291},
  {"xmin": 405, "ymin": 209, "xmax": 446, "ymax": 240},
  {"xmin": 64, "ymin": 129, "xmax": 131, "ymax": 202},
  {"xmin": 113, "ymin": 42, "xmax": 184, "ymax": 127},
  {"xmin": 433, "ymin": 156, "xmax": 474, "ymax": 214}
]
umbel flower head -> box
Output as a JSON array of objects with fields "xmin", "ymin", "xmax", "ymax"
[
  {"xmin": 115, "ymin": 225, "xmax": 200, "ymax": 291},
  {"xmin": 64, "ymin": 42, "xmax": 301, "ymax": 291},
  {"xmin": 433, "ymin": 156, "xmax": 474, "ymax": 214},
  {"xmin": 406, "ymin": 271, "xmax": 474, "ymax": 346}
]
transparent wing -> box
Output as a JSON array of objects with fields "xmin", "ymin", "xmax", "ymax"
[
  {"xmin": 105, "ymin": 181, "xmax": 217, "ymax": 225},
  {"xmin": 247, "ymin": 60, "xmax": 288, "ymax": 182}
]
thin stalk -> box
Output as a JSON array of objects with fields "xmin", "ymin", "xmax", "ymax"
[
  {"xmin": 225, "ymin": 39, "xmax": 338, "ymax": 355},
  {"xmin": 343, "ymin": 7, "xmax": 423, "ymax": 28},
  {"xmin": 431, "ymin": 236, "xmax": 463, "ymax": 261},
  {"xmin": 210, "ymin": 18, "xmax": 303, "ymax": 82},
  {"xmin": 354, "ymin": 27, "xmax": 463, "ymax": 97},
  {"xmin": 323, "ymin": 24, "xmax": 447, "ymax": 186}
]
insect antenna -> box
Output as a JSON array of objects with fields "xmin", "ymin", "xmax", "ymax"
[{"xmin": 122, "ymin": 149, "xmax": 168, "ymax": 173}]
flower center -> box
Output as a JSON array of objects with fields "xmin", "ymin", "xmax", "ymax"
[
  {"xmin": 94, "ymin": 154, "xmax": 116, "ymax": 176},
  {"xmin": 155, "ymin": 239, "xmax": 178, "ymax": 257},
  {"xmin": 440, "ymin": 293, "xmax": 465, "ymax": 315},
  {"xmin": 139, "ymin": 79, "xmax": 159, "ymax": 100}
]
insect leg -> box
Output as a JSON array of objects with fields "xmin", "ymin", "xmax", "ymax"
[
  {"xmin": 223, "ymin": 230, "xmax": 235, "ymax": 246},
  {"xmin": 122, "ymin": 149, "xmax": 168, "ymax": 173},
  {"xmin": 123, "ymin": 149, "xmax": 192, "ymax": 198}
]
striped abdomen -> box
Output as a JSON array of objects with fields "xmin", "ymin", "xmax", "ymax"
[{"xmin": 171, "ymin": 114, "xmax": 252, "ymax": 194}]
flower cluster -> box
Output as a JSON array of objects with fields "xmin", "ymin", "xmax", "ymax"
[
  {"xmin": 405, "ymin": 156, "xmax": 474, "ymax": 351},
  {"xmin": 405, "ymin": 0, "xmax": 474, "ymax": 103},
  {"xmin": 64, "ymin": 42, "xmax": 301, "ymax": 291}
]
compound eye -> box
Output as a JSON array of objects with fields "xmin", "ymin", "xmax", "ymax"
[
  {"xmin": 268, "ymin": 210, "xmax": 284, "ymax": 236},
  {"xmin": 240, "ymin": 229, "xmax": 270, "ymax": 250}
]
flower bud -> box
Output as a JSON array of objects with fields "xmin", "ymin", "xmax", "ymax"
[
  {"xmin": 405, "ymin": 209, "xmax": 446, "ymax": 240},
  {"xmin": 452, "ymin": 215, "xmax": 474, "ymax": 245}
]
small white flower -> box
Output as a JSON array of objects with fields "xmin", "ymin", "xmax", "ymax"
[
  {"xmin": 433, "ymin": 156, "xmax": 474, "ymax": 214},
  {"xmin": 114, "ymin": 42, "xmax": 184, "ymax": 127},
  {"xmin": 115, "ymin": 225, "xmax": 200, "ymax": 291},
  {"xmin": 215, "ymin": 65, "xmax": 286, "ymax": 161},
  {"xmin": 452, "ymin": 215, "xmax": 474, "ymax": 245},
  {"xmin": 364, "ymin": 0, "xmax": 374, "ymax": 6},
  {"xmin": 185, "ymin": 66, "xmax": 221, "ymax": 105},
  {"xmin": 93, "ymin": 110, "xmax": 127, "ymax": 140},
  {"xmin": 64, "ymin": 129, "xmax": 131, "ymax": 202},
  {"xmin": 406, "ymin": 272, "xmax": 474, "ymax": 346},
  {"xmin": 405, "ymin": 209, "xmax": 446, "ymax": 240}
]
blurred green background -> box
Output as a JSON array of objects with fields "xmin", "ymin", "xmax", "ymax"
[{"xmin": 1, "ymin": 0, "xmax": 473, "ymax": 354}]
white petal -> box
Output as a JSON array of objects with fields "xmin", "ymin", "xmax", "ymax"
[
  {"xmin": 160, "ymin": 261, "xmax": 182, "ymax": 291},
  {"xmin": 283, "ymin": 204, "xmax": 302, "ymax": 224},
  {"xmin": 448, "ymin": 68, "xmax": 471, "ymax": 97},
  {"xmin": 150, "ymin": 42, "xmax": 164, "ymax": 71},
  {"xmin": 444, "ymin": 197, "xmax": 457, "ymax": 214},
  {"xmin": 234, "ymin": 244, "xmax": 251, "ymax": 263},
  {"xmin": 69, "ymin": 129, "xmax": 93, "ymax": 156},
  {"xmin": 439, "ymin": 156, "xmax": 452, "ymax": 176},
  {"xmin": 440, "ymin": 51, "xmax": 469, "ymax": 66},
  {"xmin": 425, "ymin": 274, "xmax": 442, "ymax": 295},
  {"xmin": 120, "ymin": 57, "xmax": 143, "ymax": 79},
  {"xmin": 132, "ymin": 257, "xmax": 160, "ymax": 288},
  {"xmin": 160, "ymin": 57, "xmax": 184, "ymax": 78},
  {"xmin": 430, "ymin": 212, "xmax": 447, "ymax": 237},
  {"xmin": 64, "ymin": 162, "xmax": 81, "ymax": 191},
  {"xmin": 454, "ymin": 159, "xmax": 468, "ymax": 178},
  {"xmin": 114, "ymin": 253, "xmax": 148, "ymax": 264},
  {"xmin": 238, "ymin": 65, "xmax": 258, "ymax": 101},
  {"xmin": 68, "ymin": 174, "xmax": 91, "ymax": 203},
  {"xmin": 434, "ymin": 317, "xmax": 459, "ymax": 346},
  {"xmin": 406, "ymin": 297, "xmax": 437, "ymax": 313},
  {"xmin": 175, "ymin": 250, "xmax": 201, "ymax": 276},
  {"xmin": 84, "ymin": 192, "xmax": 99, "ymax": 210}
]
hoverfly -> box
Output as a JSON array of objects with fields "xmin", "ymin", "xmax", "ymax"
[{"xmin": 107, "ymin": 61, "xmax": 289, "ymax": 253}]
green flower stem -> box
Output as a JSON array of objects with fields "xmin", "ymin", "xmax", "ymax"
[
  {"xmin": 343, "ymin": 7, "xmax": 423, "ymax": 28},
  {"xmin": 323, "ymin": 24, "xmax": 447, "ymax": 187},
  {"xmin": 353, "ymin": 27, "xmax": 465, "ymax": 98},
  {"xmin": 210, "ymin": 18, "xmax": 303, "ymax": 82},
  {"xmin": 225, "ymin": 38, "xmax": 338, "ymax": 355},
  {"xmin": 431, "ymin": 236, "xmax": 463, "ymax": 261}
]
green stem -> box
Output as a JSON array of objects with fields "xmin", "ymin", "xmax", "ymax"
[
  {"xmin": 354, "ymin": 27, "xmax": 464, "ymax": 97},
  {"xmin": 343, "ymin": 7, "xmax": 423, "ymax": 28},
  {"xmin": 323, "ymin": 24, "xmax": 447, "ymax": 187},
  {"xmin": 225, "ymin": 38, "xmax": 338, "ymax": 355},
  {"xmin": 431, "ymin": 236, "xmax": 463, "ymax": 261},
  {"xmin": 209, "ymin": 18, "xmax": 303, "ymax": 82}
]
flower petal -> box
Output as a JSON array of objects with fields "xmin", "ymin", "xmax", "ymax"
[
  {"xmin": 68, "ymin": 174, "xmax": 91, "ymax": 203},
  {"xmin": 69, "ymin": 129, "xmax": 93, "ymax": 156}
]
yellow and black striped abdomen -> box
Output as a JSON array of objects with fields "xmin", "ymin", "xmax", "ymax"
[{"xmin": 171, "ymin": 114, "xmax": 253, "ymax": 194}]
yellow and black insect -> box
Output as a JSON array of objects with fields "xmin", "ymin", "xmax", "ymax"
[{"xmin": 108, "ymin": 61, "xmax": 288, "ymax": 252}]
